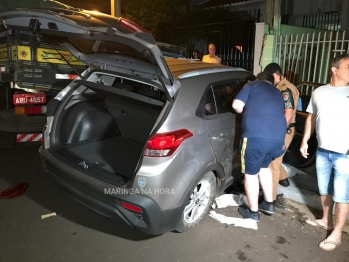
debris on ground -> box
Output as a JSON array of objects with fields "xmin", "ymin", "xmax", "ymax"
[
  {"xmin": 275, "ymin": 193, "xmax": 288, "ymax": 209},
  {"xmin": 41, "ymin": 212, "xmax": 57, "ymax": 219},
  {"xmin": 211, "ymin": 194, "xmax": 243, "ymax": 209},
  {"xmin": 209, "ymin": 211, "xmax": 258, "ymax": 230},
  {"xmin": 0, "ymin": 183, "xmax": 29, "ymax": 199}
]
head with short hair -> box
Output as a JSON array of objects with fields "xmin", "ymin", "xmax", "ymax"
[
  {"xmin": 263, "ymin": 62, "xmax": 282, "ymax": 76},
  {"xmin": 256, "ymin": 71, "xmax": 274, "ymax": 84},
  {"xmin": 263, "ymin": 62, "xmax": 282, "ymax": 84},
  {"xmin": 329, "ymin": 54, "xmax": 349, "ymax": 86},
  {"xmin": 330, "ymin": 54, "xmax": 349, "ymax": 71},
  {"xmin": 208, "ymin": 43, "xmax": 216, "ymax": 57}
]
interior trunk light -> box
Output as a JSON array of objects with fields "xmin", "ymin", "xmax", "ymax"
[
  {"xmin": 121, "ymin": 201, "xmax": 143, "ymax": 213},
  {"xmin": 144, "ymin": 129, "xmax": 193, "ymax": 157}
]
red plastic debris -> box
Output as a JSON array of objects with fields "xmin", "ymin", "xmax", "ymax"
[{"xmin": 0, "ymin": 183, "xmax": 29, "ymax": 199}]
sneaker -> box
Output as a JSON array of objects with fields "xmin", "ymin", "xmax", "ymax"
[
  {"xmin": 258, "ymin": 200, "xmax": 275, "ymax": 214},
  {"xmin": 238, "ymin": 206, "xmax": 260, "ymax": 222},
  {"xmin": 279, "ymin": 178, "xmax": 290, "ymax": 187}
]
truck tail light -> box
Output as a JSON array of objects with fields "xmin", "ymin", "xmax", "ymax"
[
  {"xmin": 15, "ymin": 106, "xmax": 47, "ymax": 115},
  {"xmin": 144, "ymin": 129, "xmax": 193, "ymax": 157}
]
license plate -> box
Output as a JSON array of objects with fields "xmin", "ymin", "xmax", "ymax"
[{"xmin": 13, "ymin": 93, "xmax": 46, "ymax": 105}]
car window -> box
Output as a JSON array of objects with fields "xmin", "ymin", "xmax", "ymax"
[
  {"xmin": 208, "ymin": 79, "xmax": 250, "ymax": 115},
  {"xmin": 204, "ymin": 87, "xmax": 216, "ymax": 115},
  {"xmin": 196, "ymin": 77, "xmax": 254, "ymax": 117}
]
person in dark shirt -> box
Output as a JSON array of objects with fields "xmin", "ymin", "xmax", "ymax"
[{"xmin": 232, "ymin": 72, "xmax": 287, "ymax": 221}]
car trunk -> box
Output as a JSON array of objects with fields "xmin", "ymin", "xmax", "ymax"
[{"xmin": 51, "ymin": 76, "xmax": 167, "ymax": 186}]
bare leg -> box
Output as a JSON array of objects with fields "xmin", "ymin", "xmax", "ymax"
[
  {"xmin": 269, "ymin": 158, "xmax": 281, "ymax": 201},
  {"xmin": 324, "ymin": 203, "xmax": 349, "ymax": 243},
  {"xmin": 259, "ymin": 167, "xmax": 273, "ymax": 202},
  {"xmin": 313, "ymin": 195, "xmax": 334, "ymax": 229},
  {"xmin": 244, "ymin": 173, "xmax": 259, "ymax": 211}
]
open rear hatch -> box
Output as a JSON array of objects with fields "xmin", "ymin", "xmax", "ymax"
[
  {"xmin": 0, "ymin": 9, "xmax": 179, "ymax": 96},
  {"xmin": 50, "ymin": 70, "xmax": 168, "ymax": 186}
]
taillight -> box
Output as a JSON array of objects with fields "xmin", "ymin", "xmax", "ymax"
[
  {"xmin": 119, "ymin": 18, "xmax": 149, "ymax": 33},
  {"xmin": 15, "ymin": 106, "xmax": 47, "ymax": 115},
  {"xmin": 121, "ymin": 201, "xmax": 143, "ymax": 213},
  {"xmin": 144, "ymin": 129, "xmax": 193, "ymax": 157}
]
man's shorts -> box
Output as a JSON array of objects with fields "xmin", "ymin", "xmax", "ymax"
[
  {"xmin": 240, "ymin": 137, "xmax": 285, "ymax": 175},
  {"xmin": 316, "ymin": 148, "xmax": 349, "ymax": 203}
]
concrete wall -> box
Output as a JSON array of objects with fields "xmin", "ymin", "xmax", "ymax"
[
  {"xmin": 291, "ymin": 0, "xmax": 340, "ymax": 15},
  {"xmin": 253, "ymin": 23, "xmax": 268, "ymax": 75},
  {"xmin": 254, "ymin": 23, "xmax": 329, "ymax": 74},
  {"xmin": 280, "ymin": 24, "xmax": 328, "ymax": 35}
]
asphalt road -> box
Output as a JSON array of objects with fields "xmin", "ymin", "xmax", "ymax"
[{"xmin": 0, "ymin": 145, "xmax": 348, "ymax": 262}]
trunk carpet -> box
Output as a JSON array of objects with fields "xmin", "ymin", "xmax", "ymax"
[{"xmin": 67, "ymin": 136, "xmax": 143, "ymax": 177}]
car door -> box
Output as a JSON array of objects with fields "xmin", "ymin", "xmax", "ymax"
[{"xmin": 204, "ymin": 79, "xmax": 247, "ymax": 181}]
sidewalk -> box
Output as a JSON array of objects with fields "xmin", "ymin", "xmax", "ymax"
[
  {"xmin": 277, "ymin": 169, "xmax": 320, "ymax": 209},
  {"xmin": 277, "ymin": 169, "xmax": 349, "ymax": 228}
]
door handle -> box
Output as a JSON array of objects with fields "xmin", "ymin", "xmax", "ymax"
[{"xmin": 212, "ymin": 133, "xmax": 226, "ymax": 141}]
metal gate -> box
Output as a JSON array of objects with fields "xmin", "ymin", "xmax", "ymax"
[
  {"xmin": 274, "ymin": 30, "xmax": 349, "ymax": 85},
  {"xmin": 163, "ymin": 11, "xmax": 259, "ymax": 72}
]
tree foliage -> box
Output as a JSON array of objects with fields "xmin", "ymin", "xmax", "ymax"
[{"xmin": 122, "ymin": 0, "xmax": 188, "ymax": 39}]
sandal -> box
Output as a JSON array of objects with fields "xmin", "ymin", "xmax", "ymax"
[
  {"xmin": 305, "ymin": 219, "xmax": 333, "ymax": 230},
  {"xmin": 319, "ymin": 238, "xmax": 341, "ymax": 251}
]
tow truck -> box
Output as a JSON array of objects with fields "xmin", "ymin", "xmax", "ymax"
[{"xmin": 0, "ymin": 2, "xmax": 185, "ymax": 148}]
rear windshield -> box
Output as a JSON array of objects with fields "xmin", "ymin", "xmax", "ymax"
[
  {"xmin": 43, "ymin": 35, "xmax": 149, "ymax": 62},
  {"xmin": 67, "ymin": 37, "xmax": 145, "ymax": 60}
]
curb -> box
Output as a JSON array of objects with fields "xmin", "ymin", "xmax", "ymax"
[{"xmin": 278, "ymin": 172, "xmax": 349, "ymax": 220}]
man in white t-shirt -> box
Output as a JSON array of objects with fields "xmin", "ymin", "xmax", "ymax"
[
  {"xmin": 300, "ymin": 54, "xmax": 349, "ymax": 251},
  {"xmin": 202, "ymin": 43, "xmax": 221, "ymax": 64}
]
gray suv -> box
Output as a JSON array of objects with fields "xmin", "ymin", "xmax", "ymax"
[
  {"xmin": 20, "ymin": 9, "xmax": 256, "ymax": 235},
  {"xmin": 40, "ymin": 59, "xmax": 254, "ymax": 235}
]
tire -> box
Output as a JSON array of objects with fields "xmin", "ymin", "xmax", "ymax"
[
  {"xmin": 0, "ymin": 109, "xmax": 46, "ymax": 133},
  {"xmin": 281, "ymin": 162, "xmax": 298, "ymax": 178},
  {"xmin": 176, "ymin": 171, "xmax": 216, "ymax": 233}
]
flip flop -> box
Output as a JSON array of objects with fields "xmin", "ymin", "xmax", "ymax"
[
  {"xmin": 305, "ymin": 219, "xmax": 332, "ymax": 230},
  {"xmin": 319, "ymin": 238, "xmax": 341, "ymax": 251}
]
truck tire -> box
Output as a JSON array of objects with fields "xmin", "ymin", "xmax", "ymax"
[{"xmin": 0, "ymin": 109, "xmax": 46, "ymax": 133}]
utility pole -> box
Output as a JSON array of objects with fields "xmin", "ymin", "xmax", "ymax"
[
  {"xmin": 265, "ymin": 0, "xmax": 281, "ymax": 35},
  {"xmin": 111, "ymin": 0, "xmax": 121, "ymax": 17},
  {"xmin": 343, "ymin": 0, "xmax": 349, "ymax": 31}
]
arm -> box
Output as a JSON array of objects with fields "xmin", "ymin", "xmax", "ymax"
[
  {"xmin": 205, "ymin": 103, "xmax": 216, "ymax": 114},
  {"xmin": 282, "ymin": 88, "xmax": 294, "ymax": 126},
  {"xmin": 232, "ymin": 99, "xmax": 245, "ymax": 113},
  {"xmin": 284, "ymin": 108, "xmax": 293, "ymax": 126},
  {"xmin": 232, "ymin": 82, "xmax": 251, "ymax": 113},
  {"xmin": 300, "ymin": 113, "xmax": 316, "ymax": 158}
]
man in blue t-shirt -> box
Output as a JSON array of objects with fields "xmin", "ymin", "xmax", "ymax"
[{"xmin": 232, "ymin": 72, "xmax": 287, "ymax": 221}]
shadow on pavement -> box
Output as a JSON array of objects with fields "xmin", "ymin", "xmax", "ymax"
[{"xmin": 0, "ymin": 145, "xmax": 157, "ymax": 241}]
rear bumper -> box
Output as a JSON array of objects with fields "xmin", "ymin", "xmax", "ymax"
[{"xmin": 39, "ymin": 146, "xmax": 183, "ymax": 235}]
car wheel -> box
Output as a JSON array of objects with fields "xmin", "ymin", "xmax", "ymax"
[
  {"xmin": 176, "ymin": 171, "xmax": 216, "ymax": 232},
  {"xmin": 281, "ymin": 162, "xmax": 298, "ymax": 177}
]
